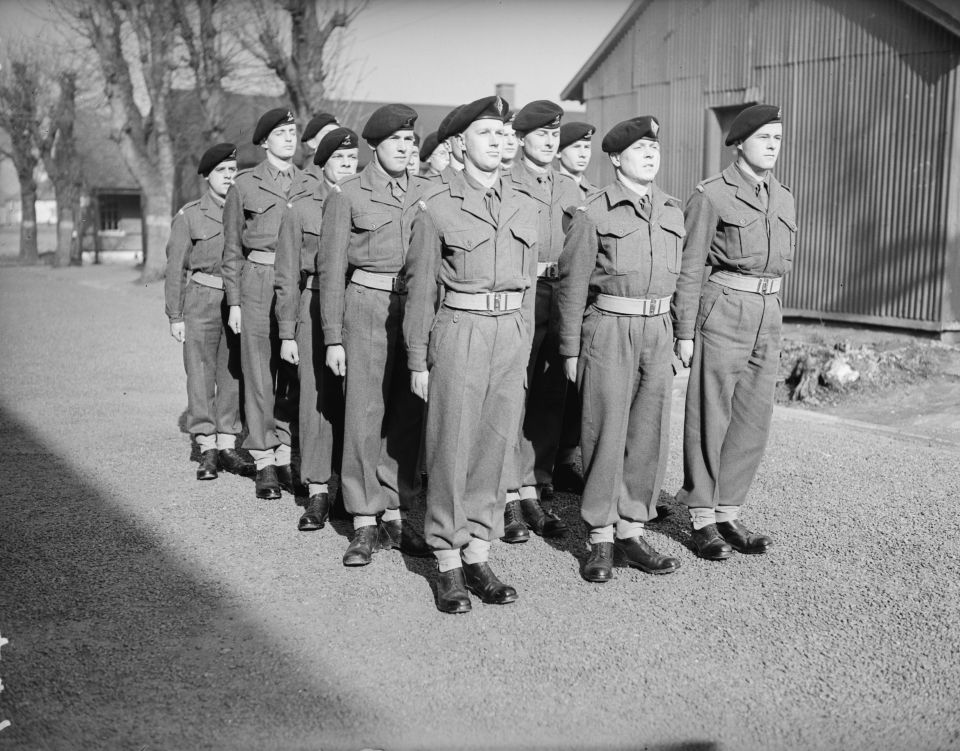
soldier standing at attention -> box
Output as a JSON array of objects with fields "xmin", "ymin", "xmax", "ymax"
[
  {"xmin": 501, "ymin": 100, "xmax": 581, "ymax": 544},
  {"xmin": 557, "ymin": 117, "xmax": 684, "ymax": 582},
  {"xmin": 673, "ymin": 104, "xmax": 796, "ymax": 560},
  {"xmin": 556, "ymin": 121, "xmax": 597, "ymax": 200},
  {"xmin": 438, "ymin": 105, "xmax": 466, "ymax": 176},
  {"xmin": 318, "ymin": 104, "xmax": 430, "ymax": 567},
  {"xmin": 418, "ymin": 132, "xmax": 449, "ymax": 178},
  {"xmin": 553, "ymin": 120, "xmax": 597, "ymax": 495},
  {"xmin": 300, "ymin": 112, "xmax": 340, "ymax": 180},
  {"xmin": 276, "ymin": 128, "xmax": 358, "ymax": 532},
  {"xmin": 405, "ymin": 95, "xmax": 538, "ymax": 614},
  {"xmin": 500, "ymin": 111, "xmax": 518, "ymax": 172},
  {"xmin": 223, "ymin": 108, "xmax": 311, "ymax": 500},
  {"xmin": 165, "ymin": 143, "xmax": 253, "ymax": 481}
]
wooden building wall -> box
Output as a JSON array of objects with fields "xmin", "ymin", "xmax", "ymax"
[{"xmin": 578, "ymin": 0, "xmax": 960, "ymax": 333}]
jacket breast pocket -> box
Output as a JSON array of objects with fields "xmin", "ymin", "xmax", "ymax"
[
  {"xmin": 596, "ymin": 220, "xmax": 640, "ymax": 274},
  {"xmin": 510, "ymin": 224, "xmax": 537, "ymax": 280},
  {"xmin": 444, "ymin": 227, "xmax": 488, "ymax": 283},
  {"xmin": 777, "ymin": 215, "xmax": 797, "ymax": 263},
  {"xmin": 659, "ymin": 218, "xmax": 685, "ymax": 274},
  {"xmin": 353, "ymin": 211, "xmax": 393, "ymax": 262},
  {"xmin": 244, "ymin": 201, "xmax": 275, "ymax": 220},
  {"xmin": 718, "ymin": 212, "xmax": 761, "ymax": 259}
]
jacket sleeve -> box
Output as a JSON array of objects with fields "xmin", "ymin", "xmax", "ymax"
[
  {"xmin": 671, "ymin": 189, "xmax": 716, "ymax": 340},
  {"xmin": 221, "ymin": 184, "xmax": 243, "ymax": 307},
  {"xmin": 556, "ymin": 208, "xmax": 598, "ymax": 357},
  {"xmin": 164, "ymin": 211, "xmax": 191, "ymax": 323},
  {"xmin": 403, "ymin": 205, "xmax": 441, "ymax": 373},
  {"xmin": 274, "ymin": 203, "xmax": 301, "ymax": 341},
  {"xmin": 316, "ymin": 188, "xmax": 351, "ymax": 345}
]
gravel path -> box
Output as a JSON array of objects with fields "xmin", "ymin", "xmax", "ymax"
[{"xmin": 1, "ymin": 265, "xmax": 958, "ymax": 751}]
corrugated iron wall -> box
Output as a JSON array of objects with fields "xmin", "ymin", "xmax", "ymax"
[{"xmin": 582, "ymin": 0, "xmax": 960, "ymax": 330}]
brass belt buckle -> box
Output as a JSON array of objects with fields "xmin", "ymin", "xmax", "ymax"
[
  {"xmin": 488, "ymin": 292, "xmax": 505, "ymax": 311},
  {"xmin": 758, "ymin": 278, "xmax": 772, "ymax": 294}
]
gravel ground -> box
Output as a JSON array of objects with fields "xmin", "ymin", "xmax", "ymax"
[{"xmin": 1, "ymin": 265, "xmax": 958, "ymax": 751}]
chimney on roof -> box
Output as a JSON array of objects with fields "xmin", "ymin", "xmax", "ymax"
[{"xmin": 495, "ymin": 83, "xmax": 516, "ymax": 106}]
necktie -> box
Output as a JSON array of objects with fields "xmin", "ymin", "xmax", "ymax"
[
  {"xmin": 485, "ymin": 188, "xmax": 501, "ymax": 222},
  {"xmin": 277, "ymin": 169, "xmax": 292, "ymax": 196},
  {"xmin": 756, "ymin": 182, "xmax": 769, "ymax": 211},
  {"xmin": 639, "ymin": 194, "xmax": 651, "ymax": 219},
  {"xmin": 391, "ymin": 180, "xmax": 404, "ymax": 202}
]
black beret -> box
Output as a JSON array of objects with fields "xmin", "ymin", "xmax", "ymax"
[
  {"xmin": 419, "ymin": 132, "xmax": 440, "ymax": 162},
  {"xmin": 301, "ymin": 112, "xmax": 339, "ymax": 142},
  {"xmin": 437, "ymin": 105, "xmax": 464, "ymax": 143},
  {"xmin": 444, "ymin": 95, "xmax": 510, "ymax": 138},
  {"xmin": 313, "ymin": 127, "xmax": 358, "ymax": 167},
  {"xmin": 252, "ymin": 107, "xmax": 296, "ymax": 145},
  {"xmin": 559, "ymin": 122, "xmax": 596, "ymax": 151},
  {"xmin": 601, "ymin": 116, "xmax": 660, "ymax": 153},
  {"xmin": 362, "ymin": 104, "xmax": 418, "ymax": 144},
  {"xmin": 197, "ymin": 142, "xmax": 238, "ymax": 176},
  {"xmin": 725, "ymin": 104, "xmax": 782, "ymax": 146},
  {"xmin": 513, "ymin": 100, "xmax": 563, "ymax": 134}
]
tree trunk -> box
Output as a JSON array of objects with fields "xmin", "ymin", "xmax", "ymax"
[
  {"xmin": 19, "ymin": 179, "xmax": 39, "ymax": 264},
  {"xmin": 70, "ymin": 195, "xmax": 85, "ymax": 265},
  {"xmin": 139, "ymin": 187, "xmax": 173, "ymax": 282},
  {"xmin": 53, "ymin": 180, "xmax": 81, "ymax": 267}
]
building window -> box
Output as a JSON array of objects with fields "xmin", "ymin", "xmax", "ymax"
[{"xmin": 100, "ymin": 199, "xmax": 119, "ymax": 231}]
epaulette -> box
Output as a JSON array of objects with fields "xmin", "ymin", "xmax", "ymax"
[
  {"xmin": 780, "ymin": 182, "xmax": 792, "ymax": 193},
  {"xmin": 663, "ymin": 194, "xmax": 682, "ymax": 208},
  {"xmin": 694, "ymin": 174, "xmax": 722, "ymax": 193},
  {"xmin": 177, "ymin": 199, "xmax": 201, "ymax": 215}
]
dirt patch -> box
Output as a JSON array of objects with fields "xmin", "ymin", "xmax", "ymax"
[{"xmin": 775, "ymin": 322, "xmax": 960, "ymax": 443}]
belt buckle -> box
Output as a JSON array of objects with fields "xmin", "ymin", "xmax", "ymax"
[
  {"xmin": 488, "ymin": 292, "xmax": 504, "ymax": 311},
  {"xmin": 758, "ymin": 278, "xmax": 772, "ymax": 294},
  {"xmin": 391, "ymin": 276, "xmax": 406, "ymax": 293},
  {"xmin": 547, "ymin": 263, "xmax": 559, "ymax": 280}
]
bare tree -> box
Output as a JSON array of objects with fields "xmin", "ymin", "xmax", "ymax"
[
  {"xmin": 41, "ymin": 71, "xmax": 85, "ymax": 267},
  {"xmin": 242, "ymin": 0, "xmax": 367, "ymax": 125},
  {"xmin": 0, "ymin": 56, "xmax": 42, "ymax": 264}
]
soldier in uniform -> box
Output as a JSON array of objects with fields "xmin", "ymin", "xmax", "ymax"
[
  {"xmin": 223, "ymin": 108, "xmax": 313, "ymax": 500},
  {"xmin": 501, "ymin": 100, "xmax": 581, "ymax": 543},
  {"xmin": 300, "ymin": 112, "xmax": 340, "ymax": 179},
  {"xmin": 405, "ymin": 94, "xmax": 538, "ymax": 614},
  {"xmin": 165, "ymin": 143, "xmax": 253, "ymax": 481},
  {"xmin": 276, "ymin": 128, "xmax": 358, "ymax": 531},
  {"xmin": 556, "ymin": 121, "xmax": 597, "ymax": 200},
  {"xmin": 673, "ymin": 104, "xmax": 796, "ymax": 560},
  {"xmin": 418, "ymin": 131, "xmax": 449, "ymax": 178},
  {"xmin": 318, "ymin": 104, "xmax": 430, "ymax": 567},
  {"xmin": 407, "ymin": 131, "xmax": 421, "ymax": 176},
  {"xmin": 557, "ymin": 116, "xmax": 684, "ymax": 582},
  {"xmin": 438, "ymin": 105, "xmax": 466, "ymax": 176},
  {"xmin": 500, "ymin": 111, "xmax": 518, "ymax": 172},
  {"xmin": 553, "ymin": 121, "xmax": 597, "ymax": 495}
]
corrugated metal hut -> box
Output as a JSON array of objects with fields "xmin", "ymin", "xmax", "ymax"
[{"xmin": 561, "ymin": 0, "xmax": 960, "ymax": 337}]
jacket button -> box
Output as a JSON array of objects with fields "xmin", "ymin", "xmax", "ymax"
[{"xmin": 740, "ymin": 219, "xmax": 746, "ymax": 226}]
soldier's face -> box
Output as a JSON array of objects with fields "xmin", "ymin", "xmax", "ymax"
[
  {"xmin": 407, "ymin": 146, "xmax": 420, "ymax": 174},
  {"xmin": 263, "ymin": 124, "xmax": 298, "ymax": 160},
  {"xmin": 461, "ymin": 118, "xmax": 504, "ymax": 173},
  {"xmin": 206, "ymin": 160, "xmax": 238, "ymax": 197},
  {"xmin": 322, "ymin": 148, "xmax": 358, "ymax": 184},
  {"xmin": 559, "ymin": 140, "xmax": 592, "ymax": 174},
  {"xmin": 521, "ymin": 127, "xmax": 560, "ymax": 167},
  {"xmin": 611, "ymin": 138, "xmax": 660, "ymax": 184},
  {"xmin": 427, "ymin": 143, "xmax": 450, "ymax": 173},
  {"xmin": 501, "ymin": 123, "xmax": 518, "ymax": 161},
  {"xmin": 738, "ymin": 123, "xmax": 782, "ymax": 172},
  {"xmin": 374, "ymin": 130, "xmax": 415, "ymax": 176},
  {"xmin": 445, "ymin": 136, "xmax": 464, "ymax": 163}
]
